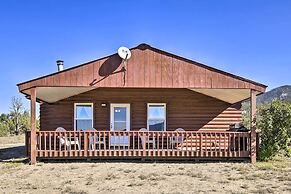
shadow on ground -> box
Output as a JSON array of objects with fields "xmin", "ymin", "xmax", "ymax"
[{"xmin": 0, "ymin": 146, "xmax": 26, "ymax": 162}]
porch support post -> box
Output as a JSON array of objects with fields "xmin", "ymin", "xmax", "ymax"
[
  {"xmin": 250, "ymin": 89, "xmax": 257, "ymax": 163},
  {"xmin": 30, "ymin": 87, "xmax": 37, "ymax": 164}
]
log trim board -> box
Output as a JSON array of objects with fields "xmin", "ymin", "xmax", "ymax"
[{"xmin": 17, "ymin": 43, "xmax": 267, "ymax": 93}]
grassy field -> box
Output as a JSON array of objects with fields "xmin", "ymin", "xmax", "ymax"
[{"xmin": 0, "ymin": 135, "xmax": 290, "ymax": 194}]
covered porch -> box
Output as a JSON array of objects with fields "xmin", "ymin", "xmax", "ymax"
[{"xmin": 23, "ymin": 87, "xmax": 258, "ymax": 163}]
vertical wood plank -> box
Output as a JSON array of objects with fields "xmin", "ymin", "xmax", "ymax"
[{"xmin": 154, "ymin": 52, "xmax": 162, "ymax": 87}]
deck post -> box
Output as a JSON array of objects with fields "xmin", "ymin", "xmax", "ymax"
[
  {"xmin": 250, "ymin": 89, "xmax": 257, "ymax": 163},
  {"xmin": 30, "ymin": 87, "xmax": 37, "ymax": 164}
]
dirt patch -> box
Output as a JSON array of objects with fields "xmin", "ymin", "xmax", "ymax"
[{"xmin": 0, "ymin": 135, "xmax": 290, "ymax": 194}]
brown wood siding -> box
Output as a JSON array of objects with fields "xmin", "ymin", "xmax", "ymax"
[
  {"xmin": 18, "ymin": 45, "xmax": 266, "ymax": 93},
  {"xmin": 40, "ymin": 88, "xmax": 242, "ymax": 131}
]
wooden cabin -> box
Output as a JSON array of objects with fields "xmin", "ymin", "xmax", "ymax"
[{"xmin": 17, "ymin": 43, "xmax": 266, "ymax": 164}]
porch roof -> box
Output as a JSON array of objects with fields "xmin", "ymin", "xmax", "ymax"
[{"xmin": 18, "ymin": 43, "xmax": 267, "ymax": 103}]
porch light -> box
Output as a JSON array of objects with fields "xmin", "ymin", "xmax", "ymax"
[
  {"xmin": 101, "ymin": 103, "xmax": 107, "ymax": 107},
  {"xmin": 56, "ymin": 60, "xmax": 64, "ymax": 71}
]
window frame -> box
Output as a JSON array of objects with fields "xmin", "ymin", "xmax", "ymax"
[
  {"xmin": 147, "ymin": 103, "xmax": 167, "ymax": 131},
  {"xmin": 74, "ymin": 103, "xmax": 94, "ymax": 131}
]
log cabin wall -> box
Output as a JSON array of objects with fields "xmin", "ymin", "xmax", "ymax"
[{"xmin": 40, "ymin": 88, "xmax": 241, "ymax": 131}]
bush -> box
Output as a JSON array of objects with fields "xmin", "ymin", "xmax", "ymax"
[
  {"xmin": 0, "ymin": 114, "xmax": 11, "ymax": 137},
  {"xmin": 258, "ymin": 100, "xmax": 291, "ymax": 160},
  {"xmin": 0, "ymin": 122, "xmax": 9, "ymax": 136}
]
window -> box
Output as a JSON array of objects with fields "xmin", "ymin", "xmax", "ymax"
[
  {"xmin": 147, "ymin": 103, "xmax": 166, "ymax": 131},
  {"xmin": 74, "ymin": 103, "xmax": 93, "ymax": 130}
]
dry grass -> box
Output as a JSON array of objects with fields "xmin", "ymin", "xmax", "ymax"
[
  {"xmin": 0, "ymin": 135, "xmax": 24, "ymax": 147},
  {"xmin": 0, "ymin": 135, "xmax": 290, "ymax": 194}
]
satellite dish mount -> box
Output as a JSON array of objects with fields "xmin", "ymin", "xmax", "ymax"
[{"xmin": 118, "ymin": 46, "xmax": 131, "ymax": 86}]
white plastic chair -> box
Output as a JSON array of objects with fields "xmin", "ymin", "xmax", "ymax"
[
  {"xmin": 170, "ymin": 128, "xmax": 185, "ymax": 148},
  {"xmin": 56, "ymin": 127, "xmax": 80, "ymax": 150},
  {"xmin": 87, "ymin": 128, "xmax": 105, "ymax": 150},
  {"xmin": 139, "ymin": 128, "xmax": 156, "ymax": 149}
]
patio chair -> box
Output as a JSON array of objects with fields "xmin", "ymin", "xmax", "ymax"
[
  {"xmin": 170, "ymin": 128, "xmax": 185, "ymax": 148},
  {"xmin": 87, "ymin": 128, "xmax": 106, "ymax": 150},
  {"xmin": 139, "ymin": 128, "xmax": 156, "ymax": 149},
  {"xmin": 56, "ymin": 127, "xmax": 80, "ymax": 150}
]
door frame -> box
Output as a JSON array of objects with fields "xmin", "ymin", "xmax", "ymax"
[{"xmin": 110, "ymin": 103, "xmax": 131, "ymax": 131}]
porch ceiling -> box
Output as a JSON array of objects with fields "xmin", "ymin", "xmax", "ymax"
[
  {"xmin": 22, "ymin": 87, "xmax": 261, "ymax": 104},
  {"xmin": 23, "ymin": 87, "xmax": 94, "ymax": 103},
  {"xmin": 189, "ymin": 88, "xmax": 258, "ymax": 104}
]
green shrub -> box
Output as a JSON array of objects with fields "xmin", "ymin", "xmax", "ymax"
[
  {"xmin": 257, "ymin": 100, "xmax": 291, "ymax": 160},
  {"xmin": 0, "ymin": 122, "xmax": 9, "ymax": 136}
]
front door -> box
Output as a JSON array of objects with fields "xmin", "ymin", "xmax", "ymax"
[{"xmin": 110, "ymin": 103, "xmax": 130, "ymax": 146}]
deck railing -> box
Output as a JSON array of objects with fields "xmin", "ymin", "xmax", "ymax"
[{"xmin": 26, "ymin": 130, "xmax": 251, "ymax": 159}]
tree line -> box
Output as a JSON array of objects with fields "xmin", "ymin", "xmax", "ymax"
[{"xmin": 0, "ymin": 97, "xmax": 39, "ymax": 136}]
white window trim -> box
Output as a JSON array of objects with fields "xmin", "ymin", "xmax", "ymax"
[
  {"xmin": 74, "ymin": 103, "xmax": 94, "ymax": 131},
  {"xmin": 147, "ymin": 103, "xmax": 166, "ymax": 131}
]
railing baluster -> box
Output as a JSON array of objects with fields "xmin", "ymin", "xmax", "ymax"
[
  {"xmin": 219, "ymin": 133, "xmax": 221, "ymax": 157},
  {"xmin": 243, "ymin": 133, "xmax": 246, "ymax": 152},
  {"xmin": 171, "ymin": 132, "xmax": 174, "ymax": 157},
  {"xmin": 185, "ymin": 132, "xmax": 188, "ymax": 157},
  {"xmin": 93, "ymin": 131, "xmax": 96, "ymax": 156},
  {"xmin": 89, "ymin": 131, "xmax": 92, "ymax": 157},
  {"xmin": 157, "ymin": 132, "xmax": 159, "ymax": 157},
  {"xmin": 190, "ymin": 132, "xmax": 193, "ymax": 156},
  {"xmin": 147, "ymin": 131, "xmax": 149, "ymax": 156},
  {"xmin": 98, "ymin": 131, "xmax": 100, "ymax": 157},
  {"xmin": 200, "ymin": 133, "xmax": 203, "ymax": 157},
  {"xmin": 137, "ymin": 131, "xmax": 140, "ymax": 156},
  {"xmin": 152, "ymin": 132, "xmax": 155, "ymax": 156},
  {"xmin": 44, "ymin": 132, "xmax": 47, "ymax": 157},
  {"xmin": 39, "ymin": 132, "xmax": 42, "ymax": 157},
  {"xmin": 65, "ymin": 131, "xmax": 68, "ymax": 157},
  {"xmin": 53, "ymin": 132, "xmax": 55, "ymax": 157},
  {"xmin": 132, "ymin": 131, "xmax": 135, "ymax": 156},
  {"xmin": 228, "ymin": 133, "xmax": 231, "ymax": 157},
  {"xmin": 238, "ymin": 132, "xmax": 241, "ymax": 157},
  {"xmin": 49, "ymin": 132, "xmax": 51, "ymax": 157},
  {"xmin": 69, "ymin": 131, "xmax": 71, "ymax": 156},
  {"xmin": 104, "ymin": 131, "xmax": 106, "ymax": 156},
  {"xmin": 213, "ymin": 132, "xmax": 216, "ymax": 157},
  {"xmin": 196, "ymin": 133, "xmax": 198, "ymax": 156},
  {"xmin": 128, "ymin": 131, "xmax": 131, "ymax": 157},
  {"xmin": 235, "ymin": 132, "xmax": 237, "ymax": 157}
]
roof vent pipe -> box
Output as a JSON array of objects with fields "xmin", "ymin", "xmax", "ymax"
[{"xmin": 56, "ymin": 60, "xmax": 64, "ymax": 71}]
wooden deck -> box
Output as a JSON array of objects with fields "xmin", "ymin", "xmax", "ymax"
[{"xmin": 26, "ymin": 130, "xmax": 251, "ymax": 159}]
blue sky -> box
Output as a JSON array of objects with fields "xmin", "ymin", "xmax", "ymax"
[{"xmin": 0, "ymin": 0, "xmax": 290, "ymax": 113}]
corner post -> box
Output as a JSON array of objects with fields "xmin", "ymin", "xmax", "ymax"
[
  {"xmin": 30, "ymin": 87, "xmax": 37, "ymax": 164},
  {"xmin": 250, "ymin": 89, "xmax": 257, "ymax": 163}
]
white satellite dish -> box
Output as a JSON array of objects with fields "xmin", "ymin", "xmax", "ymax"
[{"xmin": 118, "ymin": 46, "xmax": 131, "ymax": 60}]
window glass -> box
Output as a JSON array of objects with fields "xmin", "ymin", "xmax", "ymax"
[
  {"xmin": 148, "ymin": 120, "xmax": 165, "ymax": 131},
  {"xmin": 148, "ymin": 105, "xmax": 165, "ymax": 119},
  {"xmin": 148, "ymin": 104, "xmax": 166, "ymax": 131},
  {"xmin": 76, "ymin": 105, "xmax": 92, "ymax": 119},
  {"xmin": 76, "ymin": 120, "xmax": 92, "ymax": 130},
  {"xmin": 114, "ymin": 121, "xmax": 127, "ymax": 131},
  {"xmin": 114, "ymin": 107, "xmax": 126, "ymax": 121},
  {"xmin": 75, "ymin": 104, "xmax": 93, "ymax": 130}
]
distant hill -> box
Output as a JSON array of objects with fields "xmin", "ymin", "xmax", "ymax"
[{"xmin": 257, "ymin": 85, "xmax": 291, "ymax": 104}]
